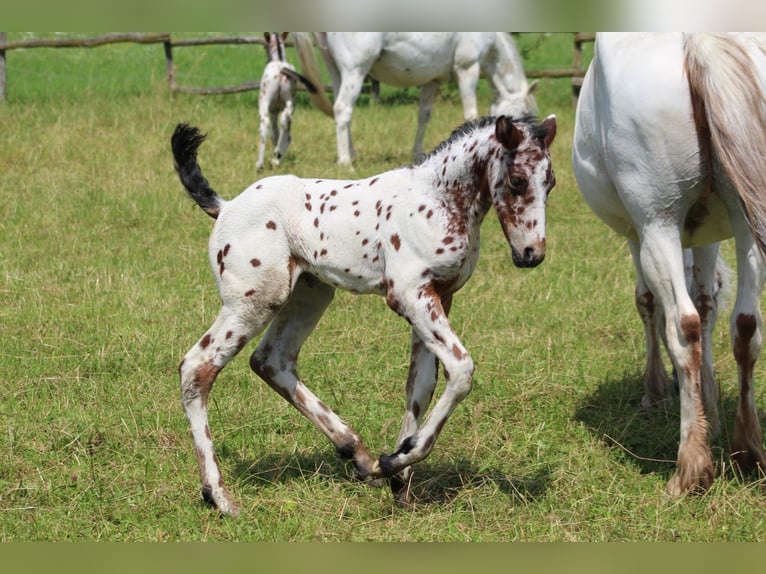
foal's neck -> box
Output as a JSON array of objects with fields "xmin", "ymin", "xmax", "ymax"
[{"xmin": 420, "ymin": 131, "xmax": 497, "ymax": 223}]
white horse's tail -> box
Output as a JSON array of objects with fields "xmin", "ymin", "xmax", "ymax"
[
  {"xmin": 684, "ymin": 33, "xmax": 766, "ymax": 259},
  {"xmin": 292, "ymin": 32, "xmax": 334, "ymax": 117}
]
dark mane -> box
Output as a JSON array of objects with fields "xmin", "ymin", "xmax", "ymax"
[{"xmin": 415, "ymin": 115, "xmax": 545, "ymax": 165}]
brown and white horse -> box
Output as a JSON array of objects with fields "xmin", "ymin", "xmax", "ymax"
[
  {"xmin": 256, "ymin": 32, "xmax": 318, "ymax": 172},
  {"xmin": 172, "ymin": 113, "xmax": 556, "ymax": 514}
]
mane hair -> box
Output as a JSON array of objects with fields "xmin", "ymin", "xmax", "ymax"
[{"xmin": 416, "ymin": 115, "xmax": 547, "ymax": 165}]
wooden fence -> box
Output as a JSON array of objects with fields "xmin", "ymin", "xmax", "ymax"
[{"xmin": 0, "ymin": 32, "xmax": 595, "ymax": 103}]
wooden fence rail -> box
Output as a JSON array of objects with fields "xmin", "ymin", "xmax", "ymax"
[{"xmin": 0, "ymin": 32, "xmax": 595, "ymax": 103}]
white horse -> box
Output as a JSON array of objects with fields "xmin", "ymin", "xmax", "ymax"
[
  {"xmin": 293, "ymin": 32, "xmax": 539, "ymax": 166},
  {"xmin": 573, "ymin": 33, "xmax": 766, "ymax": 496},
  {"xmin": 256, "ymin": 32, "xmax": 319, "ymax": 171},
  {"xmin": 172, "ymin": 114, "xmax": 557, "ymax": 515}
]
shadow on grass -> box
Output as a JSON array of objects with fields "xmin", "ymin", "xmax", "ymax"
[
  {"xmin": 231, "ymin": 450, "xmax": 552, "ymax": 506},
  {"xmin": 574, "ymin": 370, "xmax": 759, "ymax": 480}
]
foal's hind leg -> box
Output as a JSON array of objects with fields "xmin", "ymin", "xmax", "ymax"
[
  {"xmin": 272, "ymin": 100, "xmax": 294, "ymax": 166},
  {"xmin": 249, "ymin": 276, "xmax": 377, "ymax": 479},
  {"xmin": 256, "ymin": 109, "xmax": 271, "ymax": 171},
  {"xmin": 179, "ymin": 304, "xmax": 273, "ymax": 516}
]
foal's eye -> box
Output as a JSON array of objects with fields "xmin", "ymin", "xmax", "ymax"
[{"xmin": 506, "ymin": 175, "xmax": 527, "ymax": 195}]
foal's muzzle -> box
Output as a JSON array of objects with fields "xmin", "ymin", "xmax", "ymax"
[{"xmin": 512, "ymin": 244, "xmax": 546, "ymax": 268}]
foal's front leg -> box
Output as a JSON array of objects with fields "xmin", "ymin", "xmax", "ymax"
[
  {"xmin": 376, "ymin": 287, "xmax": 473, "ymax": 479},
  {"xmin": 390, "ymin": 294, "xmax": 452, "ymax": 505},
  {"xmin": 390, "ymin": 331, "xmax": 440, "ymax": 505}
]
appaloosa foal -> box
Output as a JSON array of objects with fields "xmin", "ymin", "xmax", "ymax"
[
  {"xmin": 256, "ymin": 32, "xmax": 317, "ymax": 171},
  {"xmin": 172, "ymin": 113, "xmax": 556, "ymax": 515}
]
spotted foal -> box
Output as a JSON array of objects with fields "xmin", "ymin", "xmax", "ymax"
[
  {"xmin": 172, "ymin": 114, "xmax": 557, "ymax": 515},
  {"xmin": 256, "ymin": 32, "xmax": 317, "ymax": 172}
]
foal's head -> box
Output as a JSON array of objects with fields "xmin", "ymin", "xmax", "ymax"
[{"xmin": 490, "ymin": 115, "xmax": 557, "ymax": 268}]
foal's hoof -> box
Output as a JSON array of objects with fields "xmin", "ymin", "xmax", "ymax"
[
  {"xmin": 377, "ymin": 453, "xmax": 401, "ymax": 477},
  {"xmin": 390, "ymin": 474, "xmax": 414, "ymax": 509},
  {"xmin": 348, "ymin": 455, "xmax": 385, "ymax": 487},
  {"xmin": 201, "ymin": 485, "xmax": 241, "ymax": 517}
]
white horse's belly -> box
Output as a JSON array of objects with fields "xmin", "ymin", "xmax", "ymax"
[{"xmin": 369, "ymin": 33, "xmax": 456, "ymax": 86}]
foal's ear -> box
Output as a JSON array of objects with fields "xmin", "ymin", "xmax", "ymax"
[
  {"xmin": 540, "ymin": 114, "xmax": 557, "ymax": 147},
  {"xmin": 495, "ymin": 116, "xmax": 523, "ymax": 150}
]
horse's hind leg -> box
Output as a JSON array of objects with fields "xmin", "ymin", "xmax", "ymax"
[
  {"xmin": 249, "ymin": 275, "xmax": 377, "ymax": 479},
  {"xmin": 272, "ymin": 100, "xmax": 294, "ymax": 166},
  {"xmin": 256, "ymin": 109, "xmax": 271, "ymax": 171},
  {"xmin": 689, "ymin": 244, "xmax": 722, "ymax": 435},
  {"xmin": 729, "ymin": 237, "xmax": 766, "ymax": 473},
  {"xmin": 179, "ymin": 304, "xmax": 273, "ymax": 516},
  {"xmin": 628, "ymin": 239, "xmax": 670, "ymax": 406},
  {"xmin": 638, "ymin": 231, "xmax": 714, "ymax": 496},
  {"xmin": 412, "ymin": 81, "xmax": 438, "ymax": 160}
]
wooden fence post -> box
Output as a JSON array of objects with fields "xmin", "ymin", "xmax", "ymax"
[
  {"xmin": 1, "ymin": 33, "xmax": 7, "ymax": 103},
  {"xmin": 164, "ymin": 39, "xmax": 175, "ymax": 92},
  {"xmin": 571, "ymin": 33, "xmax": 595, "ymax": 105}
]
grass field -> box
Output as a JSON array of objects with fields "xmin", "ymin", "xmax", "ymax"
[{"xmin": 1, "ymin": 33, "xmax": 764, "ymax": 541}]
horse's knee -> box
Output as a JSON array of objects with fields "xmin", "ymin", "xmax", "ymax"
[
  {"xmin": 249, "ymin": 347, "xmax": 273, "ymax": 380},
  {"xmin": 733, "ymin": 312, "xmax": 760, "ymax": 363},
  {"xmin": 179, "ymin": 356, "xmax": 221, "ymax": 407},
  {"xmin": 446, "ymin": 357, "xmax": 474, "ymax": 401}
]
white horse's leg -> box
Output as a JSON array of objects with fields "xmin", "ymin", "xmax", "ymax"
[
  {"xmin": 333, "ymin": 70, "xmax": 366, "ymax": 166},
  {"xmin": 249, "ymin": 275, "xmax": 378, "ymax": 479},
  {"xmin": 179, "ymin": 303, "xmax": 273, "ymax": 516},
  {"xmin": 639, "ymin": 230, "xmax": 714, "ymax": 496},
  {"xmin": 729, "ymin": 235, "xmax": 766, "ymax": 473},
  {"xmin": 375, "ymin": 286, "xmax": 473, "ymax": 478},
  {"xmin": 689, "ymin": 243, "xmax": 722, "ymax": 435},
  {"xmin": 628, "ymin": 239, "xmax": 670, "ymax": 406},
  {"xmin": 412, "ymin": 81, "xmax": 439, "ymax": 160},
  {"xmin": 272, "ymin": 99, "xmax": 294, "ymax": 166},
  {"xmin": 454, "ymin": 61, "xmax": 480, "ymax": 121}
]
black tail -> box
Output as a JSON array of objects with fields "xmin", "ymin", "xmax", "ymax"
[
  {"xmin": 280, "ymin": 68, "xmax": 319, "ymax": 95},
  {"xmin": 171, "ymin": 123, "xmax": 223, "ymax": 219}
]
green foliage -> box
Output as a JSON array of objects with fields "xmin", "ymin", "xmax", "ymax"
[{"xmin": 1, "ymin": 33, "xmax": 764, "ymax": 541}]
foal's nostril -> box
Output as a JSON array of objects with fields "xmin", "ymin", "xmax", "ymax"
[
  {"xmin": 524, "ymin": 246, "xmax": 535, "ymax": 265},
  {"xmin": 512, "ymin": 245, "xmax": 544, "ymax": 268}
]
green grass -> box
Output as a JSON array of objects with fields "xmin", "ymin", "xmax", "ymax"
[{"xmin": 1, "ymin": 33, "xmax": 764, "ymax": 541}]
